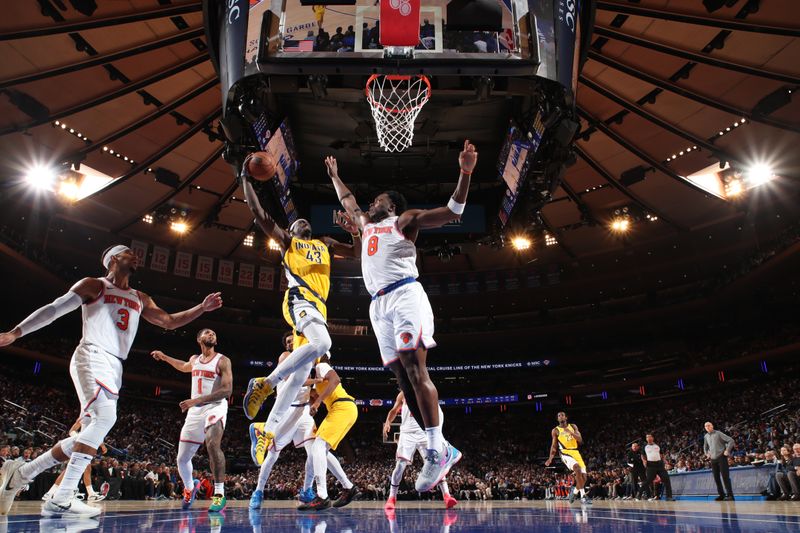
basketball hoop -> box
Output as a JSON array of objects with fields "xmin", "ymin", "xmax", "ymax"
[{"xmin": 365, "ymin": 74, "xmax": 431, "ymax": 152}]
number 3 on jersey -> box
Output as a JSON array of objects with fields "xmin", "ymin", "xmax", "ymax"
[
  {"xmin": 367, "ymin": 235, "xmax": 379, "ymax": 256},
  {"xmin": 116, "ymin": 309, "xmax": 130, "ymax": 331}
]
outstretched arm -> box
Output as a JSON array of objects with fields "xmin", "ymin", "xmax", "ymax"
[
  {"xmin": 151, "ymin": 350, "xmax": 193, "ymax": 373},
  {"xmin": 544, "ymin": 429, "xmax": 559, "ymax": 466},
  {"xmin": 180, "ymin": 356, "xmax": 233, "ymax": 411},
  {"xmin": 140, "ymin": 292, "xmax": 222, "ymax": 331},
  {"xmin": 0, "ymin": 277, "xmax": 103, "ymax": 347},
  {"xmin": 325, "ymin": 156, "xmax": 369, "ymax": 230},
  {"xmin": 310, "ymin": 367, "xmax": 341, "ymax": 416},
  {"xmin": 241, "ymin": 174, "xmax": 292, "ymax": 250}
]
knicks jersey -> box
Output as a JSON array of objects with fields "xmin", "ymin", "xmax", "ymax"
[
  {"xmin": 190, "ymin": 353, "xmax": 223, "ymax": 401},
  {"xmin": 80, "ymin": 278, "xmax": 141, "ymax": 360},
  {"xmin": 556, "ymin": 424, "xmax": 580, "ymax": 452},
  {"xmin": 283, "ymin": 237, "xmax": 331, "ymax": 306},
  {"xmin": 361, "ymin": 216, "xmax": 418, "ymax": 296}
]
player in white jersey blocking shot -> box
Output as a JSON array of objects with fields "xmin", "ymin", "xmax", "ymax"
[
  {"xmin": 383, "ymin": 392, "xmax": 457, "ymax": 510},
  {"xmin": 0, "ymin": 245, "xmax": 222, "ymax": 518},
  {"xmin": 326, "ymin": 139, "xmax": 478, "ymax": 492},
  {"xmin": 151, "ymin": 328, "xmax": 233, "ymax": 513}
]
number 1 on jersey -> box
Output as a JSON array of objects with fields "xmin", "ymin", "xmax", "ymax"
[{"xmin": 197, "ymin": 378, "xmax": 202, "ymax": 395}]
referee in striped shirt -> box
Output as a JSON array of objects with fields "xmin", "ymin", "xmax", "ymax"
[{"xmin": 644, "ymin": 433, "xmax": 674, "ymax": 501}]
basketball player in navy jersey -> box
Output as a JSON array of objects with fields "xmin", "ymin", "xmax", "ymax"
[
  {"xmin": 151, "ymin": 328, "xmax": 233, "ymax": 513},
  {"xmin": 326, "ymin": 140, "xmax": 477, "ymax": 492},
  {"xmin": 0, "ymin": 245, "xmax": 222, "ymax": 517}
]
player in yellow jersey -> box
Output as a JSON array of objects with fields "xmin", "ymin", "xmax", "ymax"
[
  {"xmin": 240, "ymin": 171, "xmax": 359, "ymax": 454},
  {"xmin": 298, "ymin": 354, "xmax": 358, "ymax": 511},
  {"xmin": 545, "ymin": 411, "xmax": 590, "ymax": 504}
]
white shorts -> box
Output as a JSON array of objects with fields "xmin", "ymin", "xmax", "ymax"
[
  {"xmin": 180, "ymin": 400, "xmax": 228, "ymax": 445},
  {"xmin": 272, "ymin": 406, "xmax": 315, "ymax": 452},
  {"xmin": 396, "ymin": 430, "xmax": 427, "ymax": 462},
  {"xmin": 561, "ymin": 453, "xmax": 587, "ymax": 474},
  {"xmin": 369, "ymin": 282, "xmax": 436, "ymax": 366},
  {"xmin": 69, "ymin": 344, "xmax": 123, "ymax": 422}
]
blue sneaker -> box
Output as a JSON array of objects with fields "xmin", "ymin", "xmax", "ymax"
[
  {"xmin": 415, "ymin": 443, "xmax": 462, "ymax": 493},
  {"xmin": 249, "ymin": 489, "xmax": 264, "ymax": 510},
  {"xmin": 299, "ymin": 488, "xmax": 316, "ymax": 503},
  {"xmin": 182, "ymin": 480, "xmax": 200, "ymax": 510}
]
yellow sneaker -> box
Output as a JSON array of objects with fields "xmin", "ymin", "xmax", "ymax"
[
  {"xmin": 243, "ymin": 378, "xmax": 275, "ymax": 420},
  {"xmin": 249, "ymin": 423, "xmax": 275, "ymax": 466}
]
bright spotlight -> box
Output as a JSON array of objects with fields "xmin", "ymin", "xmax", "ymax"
[
  {"xmin": 170, "ymin": 221, "xmax": 189, "ymax": 234},
  {"xmin": 610, "ymin": 217, "xmax": 630, "ymax": 233},
  {"xmin": 243, "ymin": 233, "xmax": 255, "ymax": 247},
  {"xmin": 544, "ymin": 233, "xmax": 557, "ymax": 247},
  {"xmin": 511, "ymin": 236, "xmax": 532, "ymax": 250},
  {"xmin": 725, "ymin": 180, "xmax": 744, "ymax": 198},
  {"xmin": 745, "ymin": 164, "xmax": 774, "ymax": 187},
  {"xmin": 267, "ymin": 238, "xmax": 282, "ymax": 252},
  {"xmin": 25, "ymin": 165, "xmax": 57, "ymax": 191},
  {"xmin": 57, "ymin": 180, "xmax": 80, "ymax": 201}
]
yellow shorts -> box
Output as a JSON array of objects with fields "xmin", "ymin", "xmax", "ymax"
[
  {"xmin": 282, "ymin": 288, "xmax": 327, "ymax": 350},
  {"xmin": 316, "ymin": 399, "xmax": 357, "ymax": 450},
  {"xmin": 560, "ymin": 450, "xmax": 587, "ymax": 473}
]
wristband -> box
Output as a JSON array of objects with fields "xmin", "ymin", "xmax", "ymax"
[
  {"xmin": 350, "ymin": 233, "xmax": 360, "ymax": 239},
  {"xmin": 459, "ymin": 168, "xmax": 473, "ymax": 176},
  {"xmin": 447, "ymin": 197, "xmax": 466, "ymax": 215}
]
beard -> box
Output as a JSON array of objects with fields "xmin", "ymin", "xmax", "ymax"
[{"xmin": 202, "ymin": 339, "xmax": 217, "ymax": 348}]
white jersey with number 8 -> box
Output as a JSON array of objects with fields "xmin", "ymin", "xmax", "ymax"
[{"xmin": 361, "ymin": 216, "xmax": 418, "ymax": 296}]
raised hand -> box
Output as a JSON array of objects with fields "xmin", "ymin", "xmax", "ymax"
[
  {"xmin": 334, "ymin": 210, "xmax": 358, "ymax": 234},
  {"xmin": 325, "ymin": 156, "xmax": 339, "ymax": 179},
  {"xmin": 459, "ymin": 139, "xmax": 478, "ymax": 173},
  {"xmin": 151, "ymin": 350, "xmax": 167, "ymax": 362},
  {"xmin": 0, "ymin": 330, "xmax": 20, "ymax": 348},
  {"xmin": 202, "ymin": 292, "xmax": 223, "ymax": 312}
]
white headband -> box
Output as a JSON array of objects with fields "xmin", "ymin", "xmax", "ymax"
[
  {"xmin": 103, "ymin": 245, "xmax": 131, "ymax": 269},
  {"xmin": 289, "ymin": 218, "xmax": 309, "ymax": 234}
]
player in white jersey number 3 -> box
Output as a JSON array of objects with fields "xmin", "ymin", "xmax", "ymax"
[
  {"xmin": 0, "ymin": 245, "xmax": 222, "ymax": 518},
  {"xmin": 327, "ymin": 139, "xmax": 478, "ymax": 491},
  {"xmin": 151, "ymin": 328, "xmax": 233, "ymax": 513}
]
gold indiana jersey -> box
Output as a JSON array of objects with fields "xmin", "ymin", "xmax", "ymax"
[
  {"xmin": 314, "ymin": 363, "xmax": 354, "ymax": 411},
  {"xmin": 555, "ymin": 424, "xmax": 580, "ymax": 451},
  {"xmin": 282, "ymin": 237, "xmax": 330, "ymax": 306}
]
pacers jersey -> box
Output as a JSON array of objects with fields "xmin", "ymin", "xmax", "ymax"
[
  {"xmin": 556, "ymin": 424, "xmax": 580, "ymax": 451},
  {"xmin": 314, "ymin": 362, "xmax": 354, "ymax": 410},
  {"xmin": 190, "ymin": 353, "xmax": 224, "ymax": 401},
  {"xmin": 282, "ymin": 237, "xmax": 330, "ymax": 310},
  {"xmin": 361, "ymin": 216, "xmax": 418, "ymax": 296},
  {"xmin": 80, "ymin": 278, "xmax": 142, "ymax": 360}
]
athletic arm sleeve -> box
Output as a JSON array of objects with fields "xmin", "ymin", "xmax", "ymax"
[{"xmin": 15, "ymin": 291, "xmax": 83, "ymax": 336}]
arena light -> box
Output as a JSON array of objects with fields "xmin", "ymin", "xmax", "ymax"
[
  {"xmin": 170, "ymin": 221, "xmax": 189, "ymax": 234},
  {"xmin": 57, "ymin": 180, "xmax": 80, "ymax": 202},
  {"xmin": 142, "ymin": 214, "xmax": 154, "ymax": 224},
  {"xmin": 544, "ymin": 233, "xmax": 557, "ymax": 246},
  {"xmin": 610, "ymin": 217, "xmax": 630, "ymax": 233},
  {"xmin": 745, "ymin": 163, "xmax": 774, "ymax": 187},
  {"xmin": 511, "ymin": 236, "xmax": 532, "ymax": 251},
  {"xmin": 24, "ymin": 165, "xmax": 57, "ymax": 191},
  {"xmin": 243, "ymin": 233, "xmax": 255, "ymax": 247},
  {"xmin": 724, "ymin": 179, "xmax": 744, "ymax": 198},
  {"xmin": 267, "ymin": 238, "xmax": 282, "ymax": 252}
]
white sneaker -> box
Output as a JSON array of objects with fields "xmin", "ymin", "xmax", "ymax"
[
  {"xmin": 87, "ymin": 492, "xmax": 106, "ymax": 502},
  {"xmin": 415, "ymin": 443, "xmax": 462, "ymax": 493},
  {"xmin": 0, "ymin": 458, "xmax": 30, "ymax": 515},
  {"xmin": 42, "ymin": 491, "xmax": 102, "ymax": 518}
]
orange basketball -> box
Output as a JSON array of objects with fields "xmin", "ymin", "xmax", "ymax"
[{"xmin": 246, "ymin": 151, "xmax": 277, "ymax": 182}]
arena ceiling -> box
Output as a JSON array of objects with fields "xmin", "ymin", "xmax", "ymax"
[{"xmin": 0, "ymin": 0, "xmax": 798, "ymax": 273}]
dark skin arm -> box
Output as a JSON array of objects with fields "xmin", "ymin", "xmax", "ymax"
[
  {"xmin": 544, "ymin": 428, "xmax": 559, "ymax": 466},
  {"xmin": 150, "ymin": 350, "xmax": 193, "ymax": 372},
  {"xmin": 241, "ymin": 176, "xmax": 292, "ymax": 250},
  {"xmin": 564, "ymin": 424, "xmax": 583, "ymax": 445},
  {"xmin": 383, "ymin": 392, "xmax": 404, "ymax": 440},
  {"xmin": 310, "ymin": 366, "xmax": 341, "ymax": 416},
  {"xmin": 322, "ymin": 210, "xmax": 362, "ymax": 257},
  {"xmin": 180, "ymin": 356, "xmax": 233, "ymax": 411},
  {"xmin": 140, "ymin": 291, "xmax": 222, "ymax": 331}
]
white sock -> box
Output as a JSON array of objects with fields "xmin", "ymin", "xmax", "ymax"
[
  {"xmin": 303, "ymin": 446, "xmax": 315, "ymax": 491},
  {"xmin": 16, "ymin": 450, "xmax": 60, "ymax": 485},
  {"xmin": 45, "ymin": 484, "xmax": 58, "ymax": 497},
  {"xmin": 256, "ymin": 450, "xmax": 280, "ymax": 492},
  {"xmin": 265, "ymin": 363, "xmax": 313, "ymax": 434},
  {"xmin": 214, "ymin": 482, "xmax": 224, "ymax": 496},
  {"xmin": 440, "ymin": 480, "xmax": 450, "ymax": 497},
  {"xmin": 326, "ymin": 452, "xmax": 353, "ymax": 490},
  {"xmin": 86, "ymin": 482, "xmax": 96, "ymax": 496},
  {"xmin": 580, "ymin": 489, "xmax": 585, "ymax": 497},
  {"xmin": 390, "ymin": 460, "xmax": 407, "ymax": 498},
  {"xmin": 53, "ymin": 453, "xmax": 93, "ymax": 502},
  {"xmin": 312, "ymin": 439, "xmax": 329, "ymax": 500},
  {"xmin": 425, "ymin": 424, "xmax": 444, "ymax": 454}
]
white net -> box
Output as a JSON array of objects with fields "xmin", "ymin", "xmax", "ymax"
[{"xmin": 366, "ymin": 75, "xmax": 431, "ymax": 152}]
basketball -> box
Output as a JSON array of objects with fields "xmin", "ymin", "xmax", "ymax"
[{"xmin": 246, "ymin": 152, "xmax": 277, "ymax": 181}]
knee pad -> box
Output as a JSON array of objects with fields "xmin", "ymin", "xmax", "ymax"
[{"xmin": 77, "ymin": 400, "xmax": 117, "ymax": 449}]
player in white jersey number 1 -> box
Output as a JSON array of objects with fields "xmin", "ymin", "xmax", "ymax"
[
  {"xmin": 0, "ymin": 245, "xmax": 222, "ymax": 518},
  {"xmin": 151, "ymin": 328, "xmax": 233, "ymax": 513},
  {"xmin": 326, "ymin": 140, "xmax": 478, "ymax": 492}
]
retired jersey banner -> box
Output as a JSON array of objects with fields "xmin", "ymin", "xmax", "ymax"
[
  {"xmin": 130, "ymin": 240, "xmax": 148, "ymax": 267},
  {"xmin": 196, "ymin": 256, "xmax": 213, "ymax": 281},
  {"xmin": 279, "ymin": 273, "xmax": 288, "ymax": 292},
  {"xmin": 217, "ymin": 260, "xmax": 234, "ymax": 285},
  {"xmin": 258, "ymin": 267, "xmax": 275, "ymax": 290},
  {"xmin": 238, "ymin": 263, "xmax": 255, "ymax": 287},
  {"xmin": 150, "ymin": 246, "xmax": 169, "ymax": 273},
  {"xmin": 174, "ymin": 251, "xmax": 192, "ymax": 278}
]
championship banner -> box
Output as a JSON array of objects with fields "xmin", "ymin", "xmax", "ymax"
[
  {"xmin": 196, "ymin": 256, "xmax": 214, "ymax": 282},
  {"xmin": 218, "ymin": 259, "xmax": 234, "ymax": 285},
  {"xmin": 238, "ymin": 263, "xmax": 255, "ymax": 287},
  {"xmin": 279, "ymin": 273, "xmax": 288, "ymax": 292},
  {"xmin": 130, "ymin": 240, "xmax": 148, "ymax": 267},
  {"xmin": 150, "ymin": 246, "xmax": 170, "ymax": 273},
  {"xmin": 174, "ymin": 251, "xmax": 192, "ymax": 278},
  {"xmin": 258, "ymin": 266, "xmax": 275, "ymax": 290}
]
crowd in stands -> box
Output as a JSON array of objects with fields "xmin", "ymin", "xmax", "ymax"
[{"xmin": 1, "ymin": 352, "xmax": 798, "ymax": 503}]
